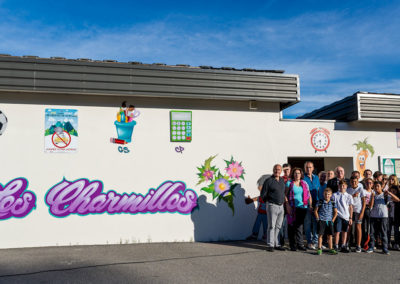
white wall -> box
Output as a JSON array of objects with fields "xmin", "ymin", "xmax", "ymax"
[
  {"xmin": 0, "ymin": 94, "xmax": 281, "ymax": 248},
  {"xmin": 0, "ymin": 93, "xmax": 399, "ymax": 249}
]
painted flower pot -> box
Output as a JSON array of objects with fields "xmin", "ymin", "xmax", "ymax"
[{"xmin": 114, "ymin": 120, "xmax": 136, "ymax": 143}]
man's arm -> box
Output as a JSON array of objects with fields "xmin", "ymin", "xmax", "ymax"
[
  {"xmin": 387, "ymin": 191, "xmax": 400, "ymax": 202},
  {"xmin": 369, "ymin": 192, "xmax": 375, "ymax": 209},
  {"xmin": 314, "ymin": 203, "xmax": 320, "ymax": 220},
  {"xmin": 348, "ymin": 204, "xmax": 353, "ymax": 226},
  {"xmin": 359, "ymin": 196, "xmax": 366, "ymax": 220},
  {"xmin": 261, "ymin": 180, "xmax": 269, "ymax": 202}
]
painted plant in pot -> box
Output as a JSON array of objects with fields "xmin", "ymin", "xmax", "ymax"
[
  {"xmin": 353, "ymin": 137, "xmax": 374, "ymax": 176},
  {"xmin": 196, "ymin": 155, "xmax": 245, "ymax": 214}
]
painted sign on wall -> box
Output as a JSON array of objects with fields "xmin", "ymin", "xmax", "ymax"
[
  {"xmin": 45, "ymin": 179, "xmax": 198, "ymax": 217},
  {"xmin": 45, "ymin": 109, "xmax": 78, "ymax": 153},
  {"xmin": 353, "ymin": 137, "xmax": 374, "ymax": 177},
  {"xmin": 0, "ymin": 178, "xmax": 36, "ymax": 220},
  {"xmin": 0, "ymin": 110, "xmax": 7, "ymax": 136},
  {"xmin": 380, "ymin": 157, "xmax": 400, "ymax": 176}
]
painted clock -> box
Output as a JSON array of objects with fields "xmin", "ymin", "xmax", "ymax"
[{"xmin": 310, "ymin": 127, "xmax": 330, "ymax": 153}]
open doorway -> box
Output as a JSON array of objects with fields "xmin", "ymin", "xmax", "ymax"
[
  {"xmin": 287, "ymin": 158, "xmax": 324, "ymax": 175},
  {"xmin": 287, "ymin": 157, "xmax": 354, "ymax": 177}
]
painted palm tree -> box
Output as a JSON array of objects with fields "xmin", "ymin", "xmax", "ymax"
[{"xmin": 353, "ymin": 138, "xmax": 375, "ymax": 176}]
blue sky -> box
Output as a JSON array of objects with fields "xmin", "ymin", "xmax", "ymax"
[{"xmin": 0, "ymin": 0, "xmax": 399, "ymax": 117}]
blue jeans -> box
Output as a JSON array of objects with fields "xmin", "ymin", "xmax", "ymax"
[
  {"xmin": 252, "ymin": 213, "xmax": 268, "ymax": 236},
  {"xmin": 369, "ymin": 217, "xmax": 388, "ymax": 251},
  {"xmin": 305, "ymin": 209, "xmax": 318, "ymax": 245}
]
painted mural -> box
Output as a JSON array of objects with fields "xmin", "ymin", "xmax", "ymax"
[
  {"xmin": 310, "ymin": 127, "xmax": 330, "ymax": 153},
  {"xmin": 196, "ymin": 155, "xmax": 245, "ymax": 214},
  {"xmin": 353, "ymin": 137, "xmax": 375, "ymax": 176},
  {"xmin": 0, "ymin": 178, "xmax": 36, "ymax": 220},
  {"xmin": 44, "ymin": 109, "xmax": 78, "ymax": 153},
  {"xmin": 45, "ymin": 179, "xmax": 197, "ymax": 217},
  {"xmin": 0, "ymin": 110, "xmax": 7, "ymax": 136},
  {"xmin": 111, "ymin": 101, "xmax": 140, "ymax": 153}
]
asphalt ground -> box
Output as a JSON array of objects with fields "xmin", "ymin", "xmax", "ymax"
[{"xmin": 0, "ymin": 241, "xmax": 399, "ymax": 284}]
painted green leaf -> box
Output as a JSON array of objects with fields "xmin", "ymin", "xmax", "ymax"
[
  {"xmin": 212, "ymin": 190, "xmax": 219, "ymax": 199},
  {"xmin": 353, "ymin": 137, "xmax": 374, "ymax": 156},
  {"xmin": 204, "ymin": 155, "xmax": 217, "ymax": 170},
  {"xmin": 201, "ymin": 187, "xmax": 214, "ymax": 194}
]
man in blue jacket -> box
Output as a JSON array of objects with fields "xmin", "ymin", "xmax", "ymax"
[{"xmin": 303, "ymin": 161, "xmax": 320, "ymax": 250}]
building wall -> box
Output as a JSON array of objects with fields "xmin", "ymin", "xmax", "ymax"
[
  {"xmin": 0, "ymin": 93, "xmax": 399, "ymax": 248},
  {"xmin": 0, "ymin": 93, "xmax": 282, "ymax": 248}
]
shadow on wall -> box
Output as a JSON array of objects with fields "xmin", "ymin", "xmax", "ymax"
[{"xmin": 191, "ymin": 184, "xmax": 257, "ymax": 242}]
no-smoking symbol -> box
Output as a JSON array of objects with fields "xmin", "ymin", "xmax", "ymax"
[{"xmin": 51, "ymin": 131, "xmax": 71, "ymax": 148}]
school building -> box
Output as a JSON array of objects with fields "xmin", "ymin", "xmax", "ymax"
[{"xmin": 0, "ymin": 54, "xmax": 399, "ymax": 248}]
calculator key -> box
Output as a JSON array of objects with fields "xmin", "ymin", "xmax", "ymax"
[
  {"xmin": 173, "ymin": 122, "xmax": 177, "ymax": 125},
  {"xmin": 172, "ymin": 131, "xmax": 176, "ymax": 135},
  {"xmin": 187, "ymin": 122, "xmax": 191, "ymax": 125},
  {"xmin": 182, "ymin": 132, "xmax": 185, "ymax": 136},
  {"xmin": 187, "ymin": 126, "xmax": 191, "ymax": 130},
  {"xmin": 176, "ymin": 131, "xmax": 180, "ymax": 135},
  {"xmin": 186, "ymin": 137, "xmax": 191, "ymax": 140},
  {"xmin": 172, "ymin": 136, "xmax": 176, "ymax": 140},
  {"xmin": 182, "ymin": 122, "xmax": 185, "ymax": 125},
  {"xmin": 177, "ymin": 126, "xmax": 181, "ymax": 130},
  {"xmin": 173, "ymin": 126, "xmax": 176, "ymax": 130}
]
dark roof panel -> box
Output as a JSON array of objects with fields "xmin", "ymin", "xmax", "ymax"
[{"xmin": 0, "ymin": 54, "xmax": 300, "ymax": 109}]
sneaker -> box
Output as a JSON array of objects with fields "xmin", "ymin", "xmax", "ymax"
[
  {"xmin": 341, "ymin": 245, "xmax": 350, "ymax": 253},
  {"xmin": 334, "ymin": 245, "xmax": 339, "ymax": 252},
  {"xmin": 394, "ymin": 244, "xmax": 400, "ymax": 251},
  {"xmin": 275, "ymin": 246, "xmax": 286, "ymax": 251},
  {"xmin": 290, "ymin": 246, "xmax": 297, "ymax": 251},
  {"xmin": 321, "ymin": 245, "xmax": 327, "ymax": 250},
  {"xmin": 317, "ymin": 249, "xmax": 322, "ymax": 255},
  {"xmin": 329, "ymin": 249, "xmax": 338, "ymax": 255},
  {"xmin": 366, "ymin": 248, "xmax": 374, "ymax": 254},
  {"xmin": 383, "ymin": 249, "xmax": 390, "ymax": 255},
  {"xmin": 307, "ymin": 243, "xmax": 316, "ymax": 250},
  {"xmin": 355, "ymin": 246, "xmax": 362, "ymax": 253},
  {"xmin": 297, "ymin": 245, "xmax": 307, "ymax": 251},
  {"xmin": 266, "ymin": 246, "xmax": 274, "ymax": 252}
]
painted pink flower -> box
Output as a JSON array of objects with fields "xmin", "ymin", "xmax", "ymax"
[
  {"xmin": 225, "ymin": 162, "xmax": 244, "ymax": 179},
  {"xmin": 203, "ymin": 170, "xmax": 214, "ymax": 181},
  {"xmin": 214, "ymin": 178, "xmax": 230, "ymax": 195}
]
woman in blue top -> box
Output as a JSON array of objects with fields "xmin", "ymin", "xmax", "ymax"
[{"xmin": 285, "ymin": 167, "xmax": 312, "ymax": 251}]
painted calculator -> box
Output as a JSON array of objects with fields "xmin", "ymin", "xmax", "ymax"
[{"xmin": 170, "ymin": 110, "xmax": 192, "ymax": 142}]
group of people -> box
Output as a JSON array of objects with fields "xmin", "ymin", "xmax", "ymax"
[{"xmin": 246, "ymin": 162, "xmax": 400, "ymax": 255}]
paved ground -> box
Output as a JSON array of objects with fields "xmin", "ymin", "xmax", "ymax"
[{"xmin": 0, "ymin": 241, "xmax": 399, "ymax": 283}]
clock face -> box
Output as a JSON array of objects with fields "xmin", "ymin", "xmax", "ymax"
[{"xmin": 311, "ymin": 131, "xmax": 330, "ymax": 151}]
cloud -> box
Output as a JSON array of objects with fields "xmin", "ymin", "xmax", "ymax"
[{"xmin": 0, "ymin": 4, "xmax": 399, "ymax": 118}]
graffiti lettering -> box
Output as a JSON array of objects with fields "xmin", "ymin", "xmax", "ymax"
[
  {"xmin": 45, "ymin": 179, "xmax": 197, "ymax": 217},
  {"xmin": 0, "ymin": 178, "xmax": 36, "ymax": 219}
]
